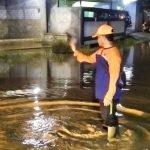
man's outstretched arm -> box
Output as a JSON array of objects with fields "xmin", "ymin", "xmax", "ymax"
[{"xmin": 70, "ymin": 39, "xmax": 101, "ymax": 63}]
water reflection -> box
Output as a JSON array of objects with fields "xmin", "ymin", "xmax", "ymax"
[
  {"xmin": 121, "ymin": 42, "xmax": 150, "ymax": 113},
  {"xmin": 23, "ymin": 102, "xmax": 58, "ymax": 148},
  {"xmin": 123, "ymin": 46, "xmax": 134, "ymax": 86}
]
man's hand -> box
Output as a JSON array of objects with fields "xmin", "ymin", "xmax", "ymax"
[
  {"xmin": 103, "ymin": 98, "xmax": 112, "ymax": 106},
  {"xmin": 69, "ymin": 38, "xmax": 77, "ymax": 52}
]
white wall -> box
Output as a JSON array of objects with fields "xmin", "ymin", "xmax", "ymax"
[{"xmin": 49, "ymin": 7, "xmax": 81, "ymax": 41}]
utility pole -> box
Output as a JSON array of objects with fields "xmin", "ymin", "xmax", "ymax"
[
  {"xmin": 110, "ymin": 0, "xmax": 113, "ymax": 9},
  {"xmin": 80, "ymin": 0, "xmax": 82, "ymax": 7},
  {"xmin": 57, "ymin": 0, "xmax": 60, "ymax": 7},
  {"xmin": 5, "ymin": 0, "xmax": 8, "ymax": 8}
]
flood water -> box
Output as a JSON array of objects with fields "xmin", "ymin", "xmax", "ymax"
[{"xmin": 0, "ymin": 42, "xmax": 150, "ymax": 150}]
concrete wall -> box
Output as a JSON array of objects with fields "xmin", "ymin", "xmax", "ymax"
[
  {"xmin": 0, "ymin": 0, "xmax": 8, "ymax": 38},
  {"xmin": 49, "ymin": 7, "xmax": 81, "ymax": 42},
  {"xmin": 0, "ymin": 0, "xmax": 46, "ymax": 39}
]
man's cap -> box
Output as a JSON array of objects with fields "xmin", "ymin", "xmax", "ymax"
[{"xmin": 92, "ymin": 24, "xmax": 114, "ymax": 38}]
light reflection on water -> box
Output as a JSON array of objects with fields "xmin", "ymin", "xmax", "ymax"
[
  {"xmin": 122, "ymin": 47, "xmax": 134, "ymax": 91},
  {"xmin": 0, "ymin": 99, "xmax": 149, "ymax": 150},
  {"xmin": 0, "ymin": 42, "xmax": 150, "ymax": 149},
  {"xmin": 123, "ymin": 66, "xmax": 133, "ymax": 86},
  {"xmin": 23, "ymin": 116, "xmax": 57, "ymax": 147}
]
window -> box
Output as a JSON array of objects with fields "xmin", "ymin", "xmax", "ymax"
[{"xmin": 84, "ymin": 11, "xmax": 94, "ymax": 18}]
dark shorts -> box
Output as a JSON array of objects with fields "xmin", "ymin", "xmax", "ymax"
[{"xmin": 99, "ymin": 100, "xmax": 118, "ymax": 126}]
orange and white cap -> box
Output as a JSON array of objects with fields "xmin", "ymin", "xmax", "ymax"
[{"xmin": 92, "ymin": 24, "xmax": 114, "ymax": 38}]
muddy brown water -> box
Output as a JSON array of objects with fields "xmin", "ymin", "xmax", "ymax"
[{"xmin": 0, "ymin": 42, "xmax": 150, "ymax": 150}]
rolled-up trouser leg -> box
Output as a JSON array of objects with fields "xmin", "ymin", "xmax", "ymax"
[{"xmin": 99, "ymin": 100, "xmax": 118, "ymax": 127}]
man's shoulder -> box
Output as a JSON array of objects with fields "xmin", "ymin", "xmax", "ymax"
[
  {"xmin": 105, "ymin": 47, "xmax": 122, "ymax": 61},
  {"xmin": 110, "ymin": 47, "xmax": 121, "ymax": 56}
]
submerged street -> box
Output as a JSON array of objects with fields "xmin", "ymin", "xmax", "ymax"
[{"xmin": 0, "ymin": 42, "xmax": 149, "ymax": 149}]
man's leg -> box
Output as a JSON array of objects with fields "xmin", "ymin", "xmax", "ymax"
[
  {"xmin": 99, "ymin": 100, "xmax": 109, "ymax": 126},
  {"xmin": 105, "ymin": 100, "xmax": 118, "ymax": 126},
  {"xmin": 99, "ymin": 100, "xmax": 110, "ymax": 131},
  {"xmin": 99, "ymin": 100, "xmax": 118, "ymax": 126},
  {"xmin": 107, "ymin": 100, "xmax": 119, "ymax": 142},
  {"xmin": 99, "ymin": 100, "xmax": 119, "ymax": 141}
]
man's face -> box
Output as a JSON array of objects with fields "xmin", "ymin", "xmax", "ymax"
[{"xmin": 97, "ymin": 36, "xmax": 103, "ymax": 46}]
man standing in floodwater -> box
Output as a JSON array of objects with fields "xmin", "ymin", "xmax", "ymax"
[{"xmin": 69, "ymin": 24, "xmax": 122, "ymax": 142}]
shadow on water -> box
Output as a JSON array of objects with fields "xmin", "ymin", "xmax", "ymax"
[{"xmin": 0, "ymin": 42, "xmax": 150, "ymax": 149}]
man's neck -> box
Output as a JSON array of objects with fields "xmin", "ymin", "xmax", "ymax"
[{"xmin": 103, "ymin": 41, "xmax": 113, "ymax": 49}]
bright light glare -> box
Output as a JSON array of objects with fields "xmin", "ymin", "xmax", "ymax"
[
  {"xmin": 115, "ymin": 112, "xmax": 123, "ymax": 117},
  {"xmin": 123, "ymin": 66, "xmax": 133, "ymax": 85},
  {"xmin": 73, "ymin": 1, "xmax": 99, "ymax": 7},
  {"xmin": 34, "ymin": 106, "xmax": 41, "ymax": 111},
  {"xmin": 72, "ymin": 1, "xmax": 110, "ymax": 9},
  {"xmin": 123, "ymin": 0, "xmax": 137, "ymax": 5},
  {"xmin": 23, "ymin": 116, "xmax": 57, "ymax": 147},
  {"xmin": 33, "ymin": 87, "xmax": 40, "ymax": 94},
  {"xmin": 117, "ymin": 6, "xmax": 122, "ymax": 10},
  {"xmin": 34, "ymin": 100, "xmax": 39, "ymax": 104}
]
